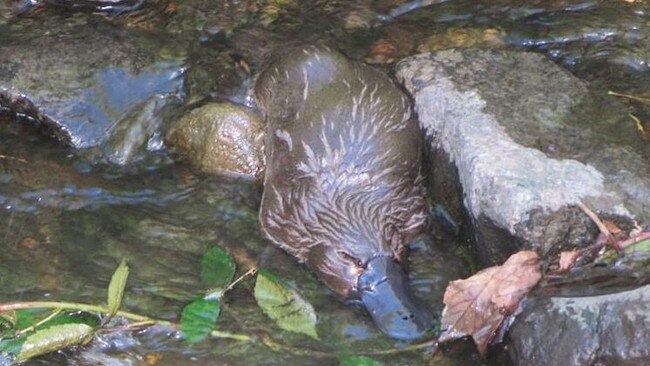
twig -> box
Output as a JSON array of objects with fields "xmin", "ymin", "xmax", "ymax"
[
  {"xmin": 260, "ymin": 333, "xmax": 331, "ymax": 358},
  {"xmin": 618, "ymin": 231, "xmax": 650, "ymax": 249},
  {"xmin": 608, "ymin": 90, "xmax": 650, "ymax": 105},
  {"xmin": 205, "ymin": 267, "xmax": 258, "ymax": 300},
  {"xmin": 0, "ymin": 301, "xmax": 169, "ymax": 325},
  {"xmin": 577, "ymin": 202, "xmax": 619, "ymax": 252},
  {"xmin": 99, "ymin": 320, "xmax": 159, "ymax": 333},
  {"xmin": 16, "ymin": 308, "xmax": 63, "ymax": 336},
  {"xmin": 1, "ymin": 301, "xmax": 253, "ymax": 342},
  {"xmin": 0, "ymin": 154, "xmax": 28, "ymax": 164},
  {"xmin": 628, "ymin": 113, "xmax": 646, "ymax": 136},
  {"xmin": 360, "ymin": 338, "xmax": 438, "ymax": 355},
  {"xmin": 210, "ymin": 329, "xmax": 253, "ymax": 342},
  {"xmin": 260, "ymin": 331, "xmax": 437, "ymax": 358},
  {"xmin": 224, "ymin": 267, "xmax": 257, "ymax": 293}
]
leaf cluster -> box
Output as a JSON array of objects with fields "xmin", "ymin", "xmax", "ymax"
[{"xmin": 0, "ymin": 246, "xmax": 383, "ymax": 365}]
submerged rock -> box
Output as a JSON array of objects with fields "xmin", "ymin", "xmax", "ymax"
[
  {"xmin": 165, "ymin": 103, "xmax": 264, "ymax": 178},
  {"xmin": 397, "ymin": 49, "xmax": 650, "ymax": 264}
]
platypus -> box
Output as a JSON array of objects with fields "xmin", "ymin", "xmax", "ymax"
[{"xmin": 254, "ymin": 45, "xmax": 434, "ymax": 339}]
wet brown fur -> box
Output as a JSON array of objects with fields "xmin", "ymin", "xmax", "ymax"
[{"xmin": 254, "ymin": 45, "xmax": 429, "ymax": 297}]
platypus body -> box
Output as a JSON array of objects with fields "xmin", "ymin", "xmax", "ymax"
[{"xmin": 254, "ymin": 45, "xmax": 434, "ymax": 339}]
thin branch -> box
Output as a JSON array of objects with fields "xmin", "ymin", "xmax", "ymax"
[
  {"xmin": 608, "ymin": 90, "xmax": 650, "ymax": 105},
  {"xmin": 577, "ymin": 202, "xmax": 618, "ymax": 252},
  {"xmin": 205, "ymin": 267, "xmax": 258, "ymax": 300},
  {"xmin": 209, "ymin": 329, "xmax": 253, "ymax": 342},
  {"xmin": 618, "ymin": 231, "xmax": 650, "ymax": 249},
  {"xmin": 224, "ymin": 267, "xmax": 257, "ymax": 293},
  {"xmin": 0, "ymin": 155, "xmax": 28, "ymax": 164},
  {"xmin": 16, "ymin": 308, "xmax": 63, "ymax": 336},
  {"xmin": 0, "ymin": 301, "xmax": 168, "ymax": 325},
  {"xmin": 360, "ymin": 338, "xmax": 438, "ymax": 355}
]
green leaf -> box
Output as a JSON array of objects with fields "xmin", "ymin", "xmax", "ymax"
[
  {"xmin": 36, "ymin": 313, "xmax": 101, "ymax": 331},
  {"xmin": 254, "ymin": 270, "xmax": 318, "ymax": 340},
  {"xmin": 201, "ymin": 247, "xmax": 236, "ymax": 289},
  {"xmin": 0, "ymin": 312, "xmax": 16, "ymax": 336},
  {"xmin": 13, "ymin": 309, "xmax": 49, "ymax": 330},
  {"xmin": 1, "ymin": 312, "xmax": 99, "ymax": 361},
  {"xmin": 107, "ymin": 259, "xmax": 129, "ymax": 318},
  {"xmin": 601, "ymin": 238, "xmax": 650, "ymax": 264},
  {"xmin": 338, "ymin": 355, "xmax": 383, "ymax": 366},
  {"xmin": 180, "ymin": 298, "xmax": 221, "ymax": 344},
  {"xmin": 625, "ymin": 238, "xmax": 650, "ymax": 254},
  {"xmin": 15, "ymin": 323, "xmax": 94, "ymax": 363}
]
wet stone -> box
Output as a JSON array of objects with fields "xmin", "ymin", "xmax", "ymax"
[
  {"xmin": 162, "ymin": 0, "xmax": 259, "ymax": 36},
  {"xmin": 397, "ymin": 49, "xmax": 650, "ymax": 265},
  {"xmin": 165, "ymin": 103, "xmax": 264, "ymax": 179},
  {"xmin": 508, "ymin": 284, "xmax": 650, "ymax": 366},
  {"xmin": 0, "ymin": 13, "xmax": 186, "ymax": 154},
  {"xmin": 416, "ymin": 27, "xmax": 505, "ymax": 52}
]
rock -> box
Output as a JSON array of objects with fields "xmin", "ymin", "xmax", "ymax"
[
  {"xmin": 343, "ymin": 8, "xmax": 376, "ymax": 31},
  {"xmin": 165, "ymin": 103, "xmax": 264, "ymax": 178},
  {"xmin": 508, "ymin": 284, "xmax": 650, "ymax": 366},
  {"xmin": 416, "ymin": 27, "xmax": 505, "ymax": 53},
  {"xmin": 95, "ymin": 95, "xmax": 179, "ymax": 166},
  {"xmin": 0, "ymin": 1, "xmax": 24, "ymax": 24},
  {"xmin": 163, "ymin": 0, "xmax": 259, "ymax": 36},
  {"xmin": 0, "ymin": 13, "xmax": 185, "ymax": 156},
  {"xmin": 396, "ymin": 49, "xmax": 650, "ymax": 264}
]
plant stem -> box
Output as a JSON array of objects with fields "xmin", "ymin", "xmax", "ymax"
[
  {"xmin": 210, "ymin": 329, "xmax": 253, "ymax": 341},
  {"xmin": 260, "ymin": 333, "xmax": 331, "ymax": 358},
  {"xmin": 361, "ymin": 339, "xmax": 438, "ymax": 355},
  {"xmin": 0, "ymin": 301, "xmax": 169, "ymax": 325},
  {"xmin": 619, "ymin": 231, "xmax": 650, "ymax": 249},
  {"xmin": 608, "ymin": 90, "xmax": 650, "ymax": 104},
  {"xmin": 16, "ymin": 308, "xmax": 63, "ymax": 336},
  {"xmin": 224, "ymin": 267, "xmax": 258, "ymax": 293},
  {"xmin": 1, "ymin": 301, "xmax": 253, "ymax": 343},
  {"xmin": 578, "ymin": 202, "xmax": 619, "ymax": 252}
]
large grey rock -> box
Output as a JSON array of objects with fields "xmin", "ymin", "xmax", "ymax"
[
  {"xmin": 508, "ymin": 284, "xmax": 650, "ymax": 366},
  {"xmin": 0, "ymin": 13, "xmax": 185, "ymax": 157},
  {"xmin": 397, "ymin": 49, "xmax": 650, "ymax": 264}
]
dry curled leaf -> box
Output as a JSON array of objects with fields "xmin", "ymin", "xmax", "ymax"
[
  {"xmin": 439, "ymin": 251, "xmax": 541, "ymax": 355},
  {"xmin": 558, "ymin": 249, "xmax": 581, "ymax": 272},
  {"xmin": 603, "ymin": 219, "xmax": 628, "ymax": 242}
]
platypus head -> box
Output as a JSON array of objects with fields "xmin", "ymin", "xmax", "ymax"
[{"xmin": 305, "ymin": 243, "xmax": 434, "ymax": 340}]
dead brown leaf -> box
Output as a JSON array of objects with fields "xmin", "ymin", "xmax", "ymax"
[
  {"xmin": 439, "ymin": 251, "xmax": 541, "ymax": 355},
  {"xmin": 365, "ymin": 39, "xmax": 397, "ymax": 64},
  {"xmin": 602, "ymin": 219, "xmax": 622, "ymax": 236},
  {"xmin": 164, "ymin": 2, "xmax": 177, "ymax": 15},
  {"xmin": 558, "ymin": 249, "xmax": 581, "ymax": 272}
]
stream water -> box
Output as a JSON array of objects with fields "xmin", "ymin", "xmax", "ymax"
[{"xmin": 1, "ymin": 1, "xmax": 648, "ymax": 365}]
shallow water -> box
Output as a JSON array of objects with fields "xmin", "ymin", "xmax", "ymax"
[
  {"xmin": 0, "ymin": 113, "xmax": 472, "ymax": 365},
  {"xmin": 1, "ymin": 0, "xmax": 649, "ymax": 365}
]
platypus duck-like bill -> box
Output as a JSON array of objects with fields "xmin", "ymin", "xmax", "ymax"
[{"xmin": 358, "ymin": 256, "xmax": 434, "ymax": 340}]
